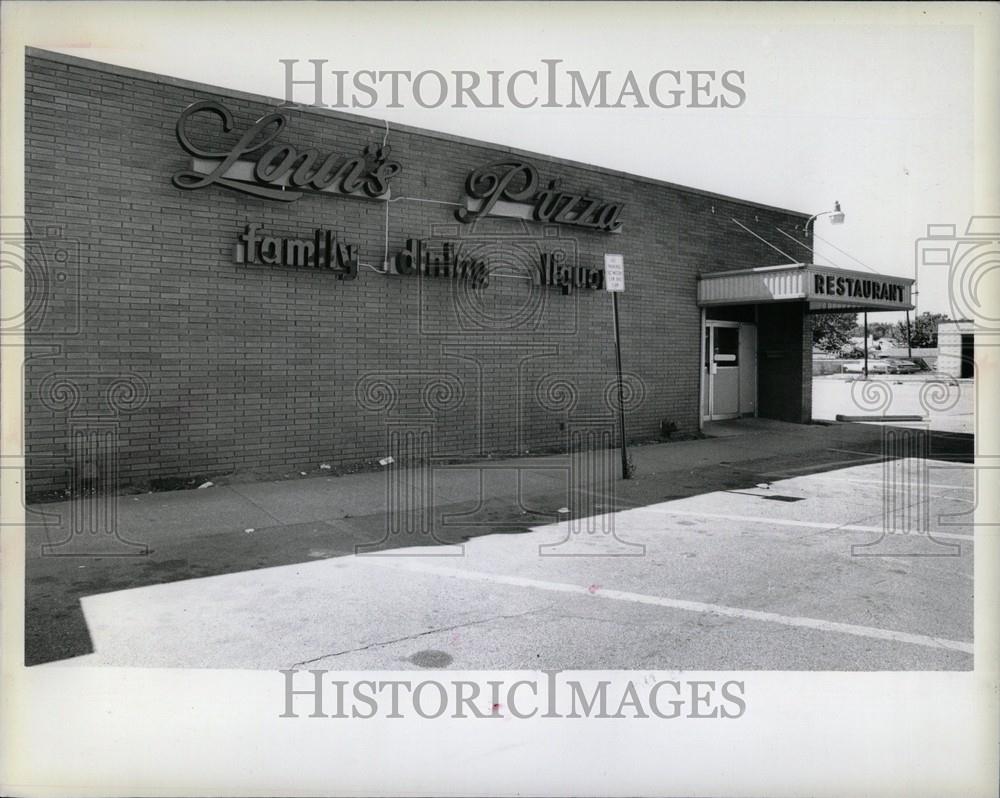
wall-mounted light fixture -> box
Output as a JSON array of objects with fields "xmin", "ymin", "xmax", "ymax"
[{"xmin": 805, "ymin": 201, "xmax": 845, "ymax": 234}]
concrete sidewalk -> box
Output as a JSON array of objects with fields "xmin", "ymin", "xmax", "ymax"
[
  {"xmin": 25, "ymin": 419, "xmax": 975, "ymax": 668},
  {"xmin": 28, "ymin": 418, "xmax": 956, "ymax": 560}
]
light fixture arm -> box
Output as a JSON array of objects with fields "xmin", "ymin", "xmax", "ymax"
[
  {"xmin": 805, "ymin": 201, "xmax": 844, "ymax": 235},
  {"xmin": 804, "ymin": 212, "xmax": 827, "ymax": 234}
]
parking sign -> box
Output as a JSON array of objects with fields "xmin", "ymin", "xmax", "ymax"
[{"xmin": 604, "ymin": 254, "xmax": 625, "ymax": 292}]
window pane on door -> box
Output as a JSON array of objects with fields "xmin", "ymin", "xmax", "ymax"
[{"xmin": 713, "ymin": 326, "xmax": 739, "ymax": 366}]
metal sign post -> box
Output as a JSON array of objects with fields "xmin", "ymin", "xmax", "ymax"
[
  {"xmin": 604, "ymin": 254, "xmax": 630, "ymax": 479},
  {"xmin": 905, "ymin": 309, "xmax": 912, "ymax": 358},
  {"xmin": 863, "ymin": 311, "xmax": 869, "ymax": 378}
]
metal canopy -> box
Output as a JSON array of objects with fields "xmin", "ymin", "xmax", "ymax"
[{"xmin": 697, "ymin": 263, "xmax": 914, "ymax": 312}]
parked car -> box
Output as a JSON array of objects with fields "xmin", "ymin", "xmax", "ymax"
[
  {"xmin": 843, "ymin": 360, "xmax": 887, "ymax": 374},
  {"xmin": 884, "ymin": 359, "xmax": 921, "ymax": 374},
  {"xmin": 842, "ymin": 358, "xmax": 921, "ymax": 374}
]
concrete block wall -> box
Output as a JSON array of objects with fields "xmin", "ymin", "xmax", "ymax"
[
  {"xmin": 24, "ymin": 50, "xmax": 809, "ymax": 494},
  {"xmin": 935, "ymin": 320, "xmax": 975, "ymax": 378}
]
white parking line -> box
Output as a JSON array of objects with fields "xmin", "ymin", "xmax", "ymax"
[
  {"xmin": 827, "ymin": 448, "xmax": 892, "ymax": 459},
  {"xmin": 778, "ymin": 474, "xmax": 974, "ymax": 492},
  {"xmin": 640, "ymin": 509, "xmax": 973, "ymax": 541},
  {"xmin": 761, "ymin": 455, "xmax": 887, "ymax": 475},
  {"xmin": 361, "ymin": 559, "xmax": 974, "ymax": 655},
  {"xmin": 764, "ymin": 456, "xmax": 974, "ymax": 478}
]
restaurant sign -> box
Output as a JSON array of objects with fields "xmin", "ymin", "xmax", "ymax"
[
  {"xmin": 235, "ymin": 223, "xmax": 358, "ymax": 278},
  {"xmin": 173, "ymin": 100, "xmax": 401, "ymax": 202},
  {"xmin": 456, "ymin": 161, "xmax": 625, "ymax": 233},
  {"xmin": 389, "ymin": 239, "xmax": 605, "ymax": 293},
  {"xmin": 233, "ymin": 224, "xmax": 610, "ymax": 295},
  {"xmin": 698, "ymin": 264, "xmax": 914, "ymax": 310},
  {"xmin": 809, "ymin": 271, "xmax": 909, "ymax": 304}
]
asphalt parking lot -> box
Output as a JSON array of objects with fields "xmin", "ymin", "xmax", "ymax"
[{"xmin": 24, "ymin": 419, "xmax": 975, "ymax": 671}]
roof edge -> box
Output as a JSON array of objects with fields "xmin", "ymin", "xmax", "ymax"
[
  {"xmin": 25, "ymin": 46, "xmax": 813, "ymax": 220},
  {"xmin": 701, "ymin": 263, "xmax": 915, "ymax": 283}
]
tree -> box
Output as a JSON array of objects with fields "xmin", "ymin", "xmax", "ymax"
[
  {"xmin": 848, "ymin": 320, "xmax": 893, "ymax": 341},
  {"xmin": 868, "ymin": 321, "xmax": 895, "ymax": 341},
  {"xmin": 894, "ymin": 312, "xmax": 948, "ymax": 349},
  {"xmin": 812, "ymin": 312, "xmax": 858, "ymax": 353}
]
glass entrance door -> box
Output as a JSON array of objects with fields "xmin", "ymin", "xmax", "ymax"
[{"xmin": 703, "ymin": 321, "xmax": 754, "ymax": 421}]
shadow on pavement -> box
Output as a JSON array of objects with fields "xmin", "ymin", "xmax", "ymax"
[{"xmin": 24, "ymin": 424, "xmax": 974, "ymax": 666}]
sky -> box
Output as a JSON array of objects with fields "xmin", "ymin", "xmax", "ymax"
[{"xmin": 5, "ymin": 2, "xmax": 992, "ymax": 320}]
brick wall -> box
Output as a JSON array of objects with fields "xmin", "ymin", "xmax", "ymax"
[{"xmin": 24, "ymin": 50, "xmax": 809, "ymax": 494}]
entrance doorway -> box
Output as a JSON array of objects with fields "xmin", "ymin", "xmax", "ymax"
[
  {"xmin": 703, "ymin": 321, "xmax": 757, "ymax": 421},
  {"xmin": 960, "ymin": 334, "xmax": 974, "ymax": 378}
]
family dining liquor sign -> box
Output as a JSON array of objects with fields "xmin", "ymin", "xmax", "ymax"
[{"xmin": 171, "ymin": 100, "xmax": 625, "ymax": 292}]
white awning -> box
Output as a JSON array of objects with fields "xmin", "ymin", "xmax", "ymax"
[{"xmin": 697, "ymin": 263, "xmax": 914, "ymax": 312}]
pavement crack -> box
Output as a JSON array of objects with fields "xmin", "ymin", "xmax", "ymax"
[
  {"xmin": 288, "ymin": 606, "xmax": 549, "ymax": 668},
  {"xmin": 224, "ymin": 483, "xmax": 287, "ymax": 526}
]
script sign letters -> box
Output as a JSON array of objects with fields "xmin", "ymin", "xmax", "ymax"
[
  {"xmin": 456, "ymin": 161, "xmax": 625, "ymax": 233},
  {"xmin": 172, "ymin": 100, "xmax": 401, "ymax": 202}
]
